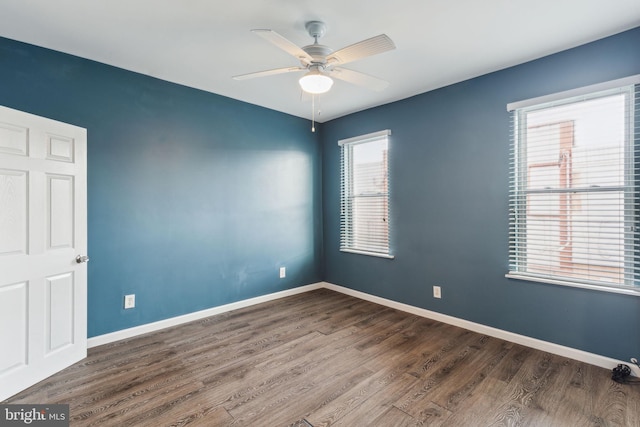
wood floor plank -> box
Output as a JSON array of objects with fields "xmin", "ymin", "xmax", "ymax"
[
  {"xmin": 429, "ymin": 338, "xmax": 513, "ymax": 411},
  {"xmin": 194, "ymin": 329, "xmax": 363, "ymax": 416},
  {"xmin": 442, "ymin": 373, "xmax": 529, "ymax": 426},
  {"xmin": 591, "ymin": 380, "xmax": 639, "ymax": 426},
  {"xmin": 446, "ymin": 346, "xmax": 556, "ymax": 426},
  {"xmin": 4, "ymin": 289, "xmax": 639, "ymax": 426},
  {"xmin": 228, "ymin": 364, "xmax": 373, "ymax": 426},
  {"xmin": 74, "ymin": 379, "xmax": 205, "ymax": 427},
  {"xmin": 529, "ymin": 357, "xmax": 598, "ymax": 426},
  {"xmin": 405, "ymin": 327, "xmax": 479, "ymax": 379},
  {"xmin": 393, "ymin": 333, "xmax": 506, "ymax": 417},
  {"xmin": 311, "ymin": 373, "xmax": 421, "ymax": 427},
  {"xmin": 489, "ymin": 343, "xmax": 533, "ymax": 384},
  {"xmin": 364, "ymin": 405, "xmax": 426, "ymax": 427},
  {"xmin": 223, "ymin": 338, "xmax": 369, "ymax": 417}
]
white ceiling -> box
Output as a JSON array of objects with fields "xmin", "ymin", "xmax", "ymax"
[{"xmin": 0, "ymin": 0, "xmax": 639, "ymax": 122}]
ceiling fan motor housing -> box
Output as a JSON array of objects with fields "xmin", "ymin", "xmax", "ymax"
[{"xmin": 302, "ymin": 44, "xmax": 333, "ymax": 67}]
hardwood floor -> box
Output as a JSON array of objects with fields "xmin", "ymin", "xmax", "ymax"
[{"xmin": 5, "ymin": 288, "xmax": 639, "ymax": 426}]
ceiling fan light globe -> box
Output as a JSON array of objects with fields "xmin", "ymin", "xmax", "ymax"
[{"xmin": 299, "ymin": 72, "xmax": 333, "ymax": 94}]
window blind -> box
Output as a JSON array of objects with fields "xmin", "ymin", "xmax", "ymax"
[
  {"xmin": 508, "ymin": 77, "xmax": 640, "ymax": 293},
  {"xmin": 339, "ymin": 130, "xmax": 393, "ymax": 258}
]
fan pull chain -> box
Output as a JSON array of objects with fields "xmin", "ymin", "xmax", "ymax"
[
  {"xmin": 310, "ymin": 94, "xmax": 323, "ymax": 133},
  {"xmin": 311, "ymin": 94, "xmax": 316, "ymax": 132}
]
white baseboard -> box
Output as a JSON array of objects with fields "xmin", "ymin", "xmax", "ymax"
[
  {"xmin": 88, "ymin": 280, "xmax": 636, "ymax": 377},
  {"xmin": 87, "ymin": 282, "xmax": 324, "ymax": 348},
  {"xmin": 321, "ymin": 282, "xmax": 638, "ymax": 376}
]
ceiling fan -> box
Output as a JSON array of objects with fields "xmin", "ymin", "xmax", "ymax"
[{"xmin": 233, "ymin": 21, "xmax": 395, "ymax": 94}]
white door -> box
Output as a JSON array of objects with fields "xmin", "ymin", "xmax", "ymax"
[{"xmin": 0, "ymin": 106, "xmax": 87, "ymax": 401}]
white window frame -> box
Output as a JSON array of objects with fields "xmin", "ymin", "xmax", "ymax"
[
  {"xmin": 339, "ymin": 129, "xmax": 393, "ymax": 259},
  {"xmin": 506, "ymin": 75, "xmax": 640, "ymax": 296}
]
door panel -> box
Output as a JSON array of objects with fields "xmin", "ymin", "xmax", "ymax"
[
  {"xmin": 46, "ymin": 272, "xmax": 75, "ymax": 353},
  {"xmin": 48, "ymin": 174, "xmax": 75, "ymax": 250},
  {"xmin": 0, "ymin": 106, "xmax": 86, "ymax": 401},
  {"xmin": 0, "ymin": 122, "xmax": 28, "ymax": 155},
  {"xmin": 47, "ymin": 134, "xmax": 75, "ymax": 163},
  {"xmin": 0, "ymin": 281, "xmax": 28, "ymax": 375},
  {"xmin": 0, "ymin": 169, "xmax": 28, "ymax": 255}
]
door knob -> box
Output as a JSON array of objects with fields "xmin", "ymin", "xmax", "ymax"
[{"xmin": 76, "ymin": 255, "xmax": 90, "ymax": 264}]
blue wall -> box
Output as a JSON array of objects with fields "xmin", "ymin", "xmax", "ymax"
[
  {"xmin": 322, "ymin": 27, "xmax": 640, "ymax": 361},
  {"xmin": 0, "ymin": 37, "xmax": 323, "ymax": 337}
]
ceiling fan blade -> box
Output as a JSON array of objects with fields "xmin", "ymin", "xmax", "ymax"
[
  {"xmin": 251, "ymin": 29, "xmax": 313, "ymax": 65},
  {"xmin": 329, "ymin": 67, "xmax": 390, "ymax": 92},
  {"xmin": 327, "ymin": 34, "xmax": 395, "ymax": 65},
  {"xmin": 233, "ymin": 66, "xmax": 304, "ymax": 80}
]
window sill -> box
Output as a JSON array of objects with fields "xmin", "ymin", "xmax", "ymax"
[
  {"xmin": 340, "ymin": 248, "xmax": 395, "ymax": 259},
  {"xmin": 505, "ymin": 273, "xmax": 640, "ymax": 297}
]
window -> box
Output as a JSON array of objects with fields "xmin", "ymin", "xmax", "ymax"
[
  {"xmin": 507, "ymin": 76, "xmax": 640, "ymax": 294},
  {"xmin": 339, "ymin": 130, "xmax": 393, "ymax": 258}
]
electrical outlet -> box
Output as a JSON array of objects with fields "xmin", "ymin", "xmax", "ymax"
[
  {"xmin": 433, "ymin": 286, "xmax": 441, "ymax": 299},
  {"xmin": 279, "ymin": 267, "xmax": 286, "ymax": 278},
  {"xmin": 124, "ymin": 294, "xmax": 135, "ymax": 309}
]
